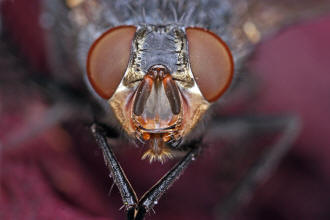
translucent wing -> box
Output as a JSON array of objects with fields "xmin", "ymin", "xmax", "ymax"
[{"xmin": 217, "ymin": 0, "xmax": 330, "ymax": 66}]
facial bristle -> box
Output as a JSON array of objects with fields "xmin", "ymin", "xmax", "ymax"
[{"xmin": 141, "ymin": 147, "xmax": 174, "ymax": 164}]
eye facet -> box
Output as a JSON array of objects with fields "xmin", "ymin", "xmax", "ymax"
[
  {"xmin": 87, "ymin": 26, "xmax": 136, "ymax": 99},
  {"xmin": 186, "ymin": 27, "xmax": 234, "ymax": 102}
]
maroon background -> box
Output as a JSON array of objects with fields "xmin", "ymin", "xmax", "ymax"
[{"xmin": 1, "ymin": 1, "xmax": 330, "ymax": 220}]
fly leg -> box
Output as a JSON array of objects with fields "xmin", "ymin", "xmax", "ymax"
[
  {"xmin": 208, "ymin": 115, "xmax": 300, "ymax": 219},
  {"xmin": 90, "ymin": 123, "xmax": 139, "ymax": 219},
  {"xmin": 135, "ymin": 143, "xmax": 201, "ymax": 219},
  {"xmin": 91, "ymin": 122, "xmax": 202, "ymax": 220}
]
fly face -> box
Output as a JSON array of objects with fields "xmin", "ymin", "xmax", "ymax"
[{"xmin": 87, "ymin": 24, "xmax": 234, "ymax": 162}]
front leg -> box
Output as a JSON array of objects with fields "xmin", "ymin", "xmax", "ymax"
[
  {"xmin": 91, "ymin": 122, "xmax": 202, "ymax": 220},
  {"xmin": 136, "ymin": 145, "xmax": 201, "ymax": 219},
  {"xmin": 90, "ymin": 123, "xmax": 138, "ymax": 217}
]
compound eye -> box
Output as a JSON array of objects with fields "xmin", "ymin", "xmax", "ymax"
[
  {"xmin": 87, "ymin": 26, "xmax": 136, "ymax": 99},
  {"xmin": 186, "ymin": 27, "xmax": 234, "ymax": 102}
]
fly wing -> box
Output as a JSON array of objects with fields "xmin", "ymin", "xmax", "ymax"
[{"xmin": 217, "ymin": 0, "xmax": 330, "ymax": 66}]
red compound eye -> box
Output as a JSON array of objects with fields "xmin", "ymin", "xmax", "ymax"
[
  {"xmin": 186, "ymin": 27, "xmax": 234, "ymax": 102},
  {"xmin": 87, "ymin": 26, "xmax": 137, "ymax": 99}
]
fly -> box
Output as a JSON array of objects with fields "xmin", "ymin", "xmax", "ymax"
[
  {"xmin": 37, "ymin": 0, "xmax": 330, "ymax": 219},
  {"xmin": 86, "ymin": 23, "xmax": 233, "ymax": 165}
]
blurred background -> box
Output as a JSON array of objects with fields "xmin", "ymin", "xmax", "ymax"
[{"xmin": 1, "ymin": 0, "xmax": 330, "ymax": 220}]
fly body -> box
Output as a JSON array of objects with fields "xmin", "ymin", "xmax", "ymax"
[
  {"xmin": 49, "ymin": 0, "xmax": 235, "ymax": 162},
  {"xmin": 38, "ymin": 0, "xmax": 330, "ymax": 219},
  {"xmin": 88, "ymin": 24, "xmax": 234, "ymax": 162}
]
